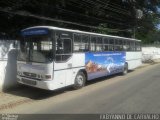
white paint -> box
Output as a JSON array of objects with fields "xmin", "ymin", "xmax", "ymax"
[
  {"xmin": 52, "ymin": 53, "xmax": 85, "ymax": 90},
  {"xmin": 142, "ymin": 47, "xmax": 160, "ymax": 61},
  {"xmin": 17, "ymin": 53, "xmax": 85, "ymax": 90}
]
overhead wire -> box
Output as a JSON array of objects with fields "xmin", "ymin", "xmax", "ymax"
[
  {"xmin": 66, "ymin": 0, "xmax": 132, "ymax": 22},
  {"xmin": 67, "ymin": 0, "xmax": 132, "ymax": 21},
  {"xmin": 34, "ymin": 2, "xmax": 130, "ymax": 27},
  {"xmin": 96, "ymin": 0, "xmax": 131, "ymax": 14},
  {"xmin": 0, "ymin": 0, "xmax": 134, "ymax": 34},
  {"xmin": 78, "ymin": 0, "xmax": 131, "ymax": 16},
  {"xmin": 0, "ymin": 7, "xmax": 132, "ymax": 32}
]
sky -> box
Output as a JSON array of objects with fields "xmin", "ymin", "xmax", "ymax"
[{"xmin": 157, "ymin": 24, "xmax": 160, "ymax": 30}]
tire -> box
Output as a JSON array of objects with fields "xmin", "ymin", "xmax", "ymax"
[
  {"xmin": 122, "ymin": 63, "xmax": 128, "ymax": 75},
  {"xmin": 73, "ymin": 72, "xmax": 86, "ymax": 89}
]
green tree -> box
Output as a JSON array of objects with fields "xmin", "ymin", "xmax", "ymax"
[{"xmin": 135, "ymin": 0, "xmax": 160, "ymax": 43}]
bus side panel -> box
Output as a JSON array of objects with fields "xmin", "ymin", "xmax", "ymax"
[
  {"xmin": 54, "ymin": 57, "xmax": 73, "ymax": 89},
  {"xmin": 53, "ymin": 53, "xmax": 85, "ymax": 88},
  {"xmin": 72, "ymin": 53, "xmax": 85, "ymax": 68},
  {"xmin": 64, "ymin": 53, "xmax": 85, "ymax": 86},
  {"xmin": 126, "ymin": 52, "xmax": 142, "ymax": 70},
  {"xmin": 71, "ymin": 53, "xmax": 85, "ymax": 82},
  {"xmin": 85, "ymin": 52, "xmax": 126, "ymax": 80}
]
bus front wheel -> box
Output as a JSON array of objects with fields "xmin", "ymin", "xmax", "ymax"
[{"xmin": 73, "ymin": 72, "xmax": 86, "ymax": 89}]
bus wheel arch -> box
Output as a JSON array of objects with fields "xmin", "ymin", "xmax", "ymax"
[
  {"xmin": 80, "ymin": 69, "xmax": 88, "ymax": 80},
  {"xmin": 73, "ymin": 69, "xmax": 87, "ymax": 89}
]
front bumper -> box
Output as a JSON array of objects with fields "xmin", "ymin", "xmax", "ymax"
[{"xmin": 17, "ymin": 76, "xmax": 54, "ymax": 90}]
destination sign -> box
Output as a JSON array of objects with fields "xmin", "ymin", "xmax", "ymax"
[{"xmin": 21, "ymin": 28, "xmax": 49, "ymax": 36}]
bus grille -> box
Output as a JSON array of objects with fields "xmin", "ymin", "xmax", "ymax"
[
  {"xmin": 21, "ymin": 78, "xmax": 37, "ymax": 85},
  {"xmin": 23, "ymin": 72, "xmax": 37, "ymax": 78}
]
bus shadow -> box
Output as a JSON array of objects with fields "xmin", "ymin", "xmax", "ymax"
[
  {"xmin": 4, "ymin": 85, "xmax": 74, "ymax": 100},
  {"xmin": 4, "ymin": 71, "xmax": 133, "ymax": 100}
]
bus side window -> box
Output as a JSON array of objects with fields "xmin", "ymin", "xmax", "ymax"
[
  {"xmin": 96, "ymin": 37, "xmax": 103, "ymax": 52},
  {"xmin": 119, "ymin": 39, "xmax": 123, "ymax": 51},
  {"xmin": 63, "ymin": 39, "xmax": 72, "ymax": 54},
  {"xmin": 108, "ymin": 38, "xmax": 114, "ymax": 51},
  {"xmin": 114, "ymin": 39, "xmax": 123, "ymax": 51},
  {"xmin": 56, "ymin": 36, "xmax": 72, "ymax": 62},
  {"xmin": 135, "ymin": 41, "xmax": 141, "ymax": 51},
  {"xmin": 114, "ymin": 39, "xmax": 120, "ymax": 51},
  {"xmin": 73, "ymin": 34, "xmax": 89, "ymax": 52},
  {"xmin": 56, "ymin": 38, "xmax": 63, "ymax": 54},
  {"xmin": 90, "ymin": 36, "xmax": 96, "ymax": 52},
  {"xmin": 103, "ymin": 38, "xmax": 109, "ymax": 51},
  {"xmin": 130, "ymin": 41, "xmax": 135, "ymax": 51},
  {"xmin": 123, "ymin": 40, "xmax": 130, "ymax": 51},
  {"xmin": 74, "ymin": 34, "xmax": 81, "ymax": 52},
  {"xmin": 82, "ymin": 35, "xmax": 89, "ymax": 52}
]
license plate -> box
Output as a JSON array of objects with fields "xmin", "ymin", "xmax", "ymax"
[{"xmin": 21, "ymin": 78, "xmax": 37, "ymax": 85}]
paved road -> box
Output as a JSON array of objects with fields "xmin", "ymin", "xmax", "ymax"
[{"xmin": 1, "ymin": 64, "xmax": 160, "ymax": 114}]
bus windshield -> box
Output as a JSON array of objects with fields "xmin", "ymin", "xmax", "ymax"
[{"xmin": 18, "ymin": 35, "xmax": 53, "ymax": 63}]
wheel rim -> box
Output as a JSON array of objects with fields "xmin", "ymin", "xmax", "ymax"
[
  {"xmin": 124, "ymin": 69, "xmax": 127, "ymax": 74},
  {"xmin": 76, "ymin": 75, "xmax": 84, "ymax": 85}
]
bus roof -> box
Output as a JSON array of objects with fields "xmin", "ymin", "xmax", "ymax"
[{"xmin": 22, "ymin": 26, "xmax": 141, "ymax": 42}]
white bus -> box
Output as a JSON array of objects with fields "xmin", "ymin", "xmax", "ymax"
[{"xmin": 17, "ymin": 26, "xmax": 142, "ymax": 90}]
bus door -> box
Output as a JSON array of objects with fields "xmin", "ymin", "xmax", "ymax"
[{"xmin": 54, "ymin": 31, "xmax": 73, "ymax": 87}]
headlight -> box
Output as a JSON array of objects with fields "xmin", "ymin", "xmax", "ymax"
[
  {"xmin": 41, "ymin": 75, "xmax": 52, "ymax": 80},
  {"xmin": 45, "ymin": 75, "xmax": 51, "ymax": 79},
  {"xmin": 17, "ymin": 71, "xmax": 22, "ymax": 76}
]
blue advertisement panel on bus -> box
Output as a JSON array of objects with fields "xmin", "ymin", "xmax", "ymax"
[{"xmin": 85, "ymin": 52, "xmax": 126, "ymax": 80}]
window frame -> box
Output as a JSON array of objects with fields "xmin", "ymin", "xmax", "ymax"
[
  {"xmin": 73, "ymin": 33, "xmax": 90, "ymax": 53},
  {"xmin": 55, "ymin": 31, "xmax": 73, "ymax": 62}
]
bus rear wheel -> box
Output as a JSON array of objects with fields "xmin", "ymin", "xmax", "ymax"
[
  {"xmin": 73, "ymin": 72, "xmax": 86, "ymax": 89},
  {"xmin": 122, "ymin": 63, "xmax": 128, "ymax": 75}
]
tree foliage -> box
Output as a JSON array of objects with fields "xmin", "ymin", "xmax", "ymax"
[
  {"xmin": 134, "ymin": 0, "xmax": 160, "ymax": 43},
  {"xmin": 0, "ymin": 0, "xmax": 159, "ymax": 43}
]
